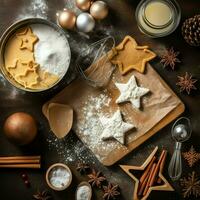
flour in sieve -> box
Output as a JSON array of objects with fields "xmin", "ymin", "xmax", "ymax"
[{"xmin": 31, "ymin": 24, "xmax": 70, "ymax": 77}]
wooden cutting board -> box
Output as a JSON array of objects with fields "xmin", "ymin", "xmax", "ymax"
[
  {"xmin": 42, "ymin": 61, "xmax": 184, "ymax": 166},
  {"xmin": 42, "ymin": 35, "xmax": 184, "ymax": 166}
]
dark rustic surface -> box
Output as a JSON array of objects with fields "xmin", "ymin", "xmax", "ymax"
[{"xmin": 0, "ymin": 0, "xmax": 200, "ymax": 199}]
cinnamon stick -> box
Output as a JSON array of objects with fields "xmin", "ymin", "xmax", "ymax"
[
  {"xmin": 0, "ymin": 159, "xmax": 40, "ymax": 164},
  {"xmin": 143, "ymin": 163, "xmax": 156, "ymax": 196},
  {"xmin": 157, "ymin": 151, "xmax": 167, "ymax": 184},
  {"xmin": 0, "ymin": 163, "xmax": 41, "ymax": 169},
  {"xmin": 138, "ymin": 169, "xmax": 151, "ymax": 196},
  {"xmin": 139, "ymin": 156, "xmax": 156, "ymax": 184},
  {"xmin": 149, "ymin": 150, "xmax": 166, "ymax": 187},
  {"xmin": 0, "ymin": 156, "xmax": 41, "ymax": 160}
]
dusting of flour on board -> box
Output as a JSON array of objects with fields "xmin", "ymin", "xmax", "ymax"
[{"xmin": 74, "ymin": 91, "xmax": 124, "ymax": 162}]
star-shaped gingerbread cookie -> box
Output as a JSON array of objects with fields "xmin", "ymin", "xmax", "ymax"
[
  {"xmin": 110, "ymin": 36, "xmax": 156, "ymax": 75},
  {"xmin": 16, "ymin": 27, "xmax": 38, "ymax": 52},
  {"xmin": 100, "ymin": 110, "xmax": 135, "ymax": 144},
  {"xmin": 120, "ymin": 146, "xmax": 174, "ymax": 200},
  {"xmin": 115, "ymin": 75, "xmax": 150, "ymax": 109}
]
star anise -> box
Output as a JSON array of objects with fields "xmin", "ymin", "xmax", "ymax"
[
  {"xmin": 176, "ymin": 72, "xmax": 197, "ymax": 94},
  {"xmin": 160, "ymin": 47, "xmax": 180, "ymax": 70},
  {"xmin": 76, "ymin": 161, "xmax": 90, "ymax": 174},
  {"xmin": 33, "ymin": 190, "xmax": 52, "ymax": 200},
  {"xmin": 88, "ymin": 169, "xmax": 106, "ymax": 188},
  {"xmin": 103, "ymin": 183, "xmax": 120, "ymax": 200},
  {"xmin": 180, "ymin": 171, "xmax": 200, "ymax": 198},
  {"xmin": 183, "ymin": 146, "xmax": 200, "ymax": 167}
]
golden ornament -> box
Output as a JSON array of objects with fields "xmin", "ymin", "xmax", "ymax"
[
  {"xmin": 58, "ymin": 9, "xmax": 76, "ymax": 30},
  {"xmin": 3, "ymin": 112, "xmax": 37, "ymax": 145},
  {"xmin": 75, "ymin": 0, "xmax": 92, "ymax": 11},
  {"xmin": 90, "ymin": 1, "xmax": 108, "ymax": 20}
]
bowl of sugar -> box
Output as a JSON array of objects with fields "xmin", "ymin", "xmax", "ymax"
[
  {"xmin": 0, "ymin": 18, "xmax": 71, "ymax": 92},
  {"xmin": 46, "ymin": 163, "xmax": 72, "ymax": 191}
]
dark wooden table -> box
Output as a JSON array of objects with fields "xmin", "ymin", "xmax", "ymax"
[{"xmin": 0, "ymin": 0, "xmax": 199, "ymax": 199}]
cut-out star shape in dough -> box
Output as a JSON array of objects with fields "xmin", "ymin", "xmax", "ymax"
[
  {"xmin": 16, "ymin": 27, "xmax": 38, "ymax": 52},
  {"xmin": 15, "ymin": 60, "xmax": 40, "ymax": 88},
  {"xmin": 115, "ymin": 75, "xmax": 150, "ymax": 109},
  {"xmin": 22, "ymin": 60, "xmax": 39, "ymax": 71},
  {"xmin": 110, "ymin": 36, "xmax": 156, "ymax": 74},
  {"xmin": 100, "ymin": 110, "xmax": 135, "ymax": 145},
  {"xmin": 7, "ymin": 59, "xmax": 26, "ymax": 77}
]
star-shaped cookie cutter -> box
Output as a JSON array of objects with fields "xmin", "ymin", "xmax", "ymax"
[{"xmin": 120, "ymin": 146, "xmax": 174, "ymax": 200}]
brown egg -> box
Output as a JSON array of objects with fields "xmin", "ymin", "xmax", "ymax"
[{"xmin": 3, "ymin": 112, "xmax": 37, "ymax": 145}]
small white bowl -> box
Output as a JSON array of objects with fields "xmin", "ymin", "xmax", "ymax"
[
  {"xmin": 46, "ymin": 163, "xmax": 72, "ymax": 191},
  {"xmin": 75, "ymin": 181, "xmax": 92, "ymax": 200}
]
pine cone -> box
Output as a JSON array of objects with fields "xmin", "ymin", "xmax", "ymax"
[{"xmin": 182, "ymin": 15, "xmax": 200, "ymax": 47}]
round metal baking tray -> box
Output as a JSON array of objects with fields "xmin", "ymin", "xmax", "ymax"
[{"xmin": 0, "ymin": 18, "xmax": 71, "ymax": 92}]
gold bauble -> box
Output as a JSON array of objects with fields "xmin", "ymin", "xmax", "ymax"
[
  {"xmin": 3, "ymin": 112, "xmax": 37, "ymax": 146},
  {"xmin": 90, "ymin": 1, "xmax": 108, "ymax": 20},
  {"xmin": 58, "ymin": 9, "xmax": 76, "ymax": 30},
  {"xmin": 75, "ymin": 0, "xmax": 92, "ymax": 11}
]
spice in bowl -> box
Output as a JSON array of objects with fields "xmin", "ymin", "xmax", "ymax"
[
  {"xmin": 46, "ymin": 163, "xmax": 72, "ymax": 191},
  {"xmin": 76, "ymin": 182, "xmax": 92, "ymax": 200},
  {"xmin": 1, "ymin": 19, "xmax": 71, "ymax": 92}
]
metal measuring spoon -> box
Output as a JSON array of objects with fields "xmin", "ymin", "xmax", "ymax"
[{"xmin": 168, "ymin": 117, "xmax": 192, "ymax": 181}]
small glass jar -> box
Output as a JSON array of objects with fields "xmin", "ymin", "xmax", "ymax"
[{"xmin": 135, "ymin": 0, "xmax": 181, "ymax": 38}]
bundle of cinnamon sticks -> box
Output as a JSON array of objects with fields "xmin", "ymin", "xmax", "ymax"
[
  {"xmin": 0, "ymin": 156, "xmax": 41, "ymax": 169},
  {"xmin": 137, "ymin": 150, "xmax": 167, "ymax": 198}
]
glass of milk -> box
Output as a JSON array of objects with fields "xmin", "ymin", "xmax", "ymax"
[{"xmin": 135, "ymin": 0, "xmax": 181, "ymax": 38}]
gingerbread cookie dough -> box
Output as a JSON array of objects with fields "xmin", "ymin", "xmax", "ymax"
[
  {"xmin": 4, "ymin": 24, "xmax": 70, "ymax": 91},
  {"xmin": 110, "ymin": 36, "xmax": 156, "ymax": 74}
]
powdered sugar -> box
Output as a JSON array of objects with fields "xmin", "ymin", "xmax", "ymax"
[
  {"xmin": 31, "ymin": 24, "xmax": 70, "ymax": 77},
  {"xmin": 49, "ymin": 166, "xmax": 71, "ymax": 188},
  {"xmin": 100, "ymin": 110, "xmax": 135, "ymax": 144},
  {"xmin": 115, "ymin": 75, "xmax": 150, "ymax": 109},
  {"xmin": 76, "ymin": 93, "xmax": 111, "ymax": 143}
]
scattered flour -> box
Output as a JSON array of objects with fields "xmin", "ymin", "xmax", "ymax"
[
  {"xmin": 47, "ymin": 92, "xmax": 123, "ymax": 163},
  {"xmin": 17, "ymin": 0, "xmax": 48, "ymax": 20},
  {"xmin": 0, "ymin": 73, "xmax": 7, "ymax": 87},
  {"xmin": 74, "ymin": 92, "xmax": 124, "ymax": 162},
  {"xmin": 47, "ymin": 133, "xmax": 97, "ymax": 164}
]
